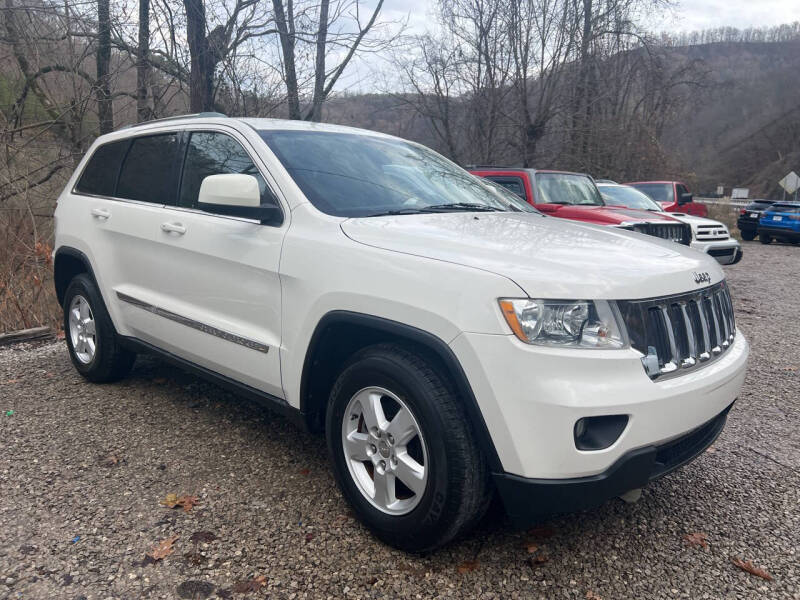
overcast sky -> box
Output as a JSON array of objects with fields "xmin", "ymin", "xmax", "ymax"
[
  {"xmin": 380, "ymin": 0, "xmax": 800, "ymax": 37},
  {"xmin": 341, "ymin": 0, "xmax": 800, "ymax": 92}
]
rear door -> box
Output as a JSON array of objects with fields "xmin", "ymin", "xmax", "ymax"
[
  {"xmin": 72, "ymin": 132, "xmax": 181, "ymax": 338},
  {"xmin": 126, "ymin": 127, "xmax": 287, "ymax": 397}
]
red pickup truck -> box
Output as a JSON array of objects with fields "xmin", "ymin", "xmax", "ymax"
[
  {"xmin": 469, "ymin": 167, "xmax": 692, "ymax": 245},
  {"xmin": 623, "ymin": 181, "xmax": 708, "ymax": 218}
]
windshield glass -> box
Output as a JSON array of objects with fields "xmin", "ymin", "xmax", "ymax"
[
  {"xmin": 258, "ymin": 130, "xmax": 537, "ymax": 217},
  {"xmin": 630, "ymin": 183, "xmax": 672, "ymax": 204},
  {"xmin": 599, "ymin": 185, "xmax": 662, "ymax": 211},
  {"xmin": 534, "ymin": 173, "xmax": 603, "ymax": 206}
]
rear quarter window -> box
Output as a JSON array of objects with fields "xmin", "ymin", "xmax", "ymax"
[{"xmin": 75, "ymin": 140, "xmax": 129, "ymax": 196}]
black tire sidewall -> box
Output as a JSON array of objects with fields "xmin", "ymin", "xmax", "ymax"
[
  {"xmin": 63, "ymin": 274, "xmax": 103, "ymax": 374},
  {"xmin": 326, "ymin": 353, "xmax": 458, "ymax": 550}
]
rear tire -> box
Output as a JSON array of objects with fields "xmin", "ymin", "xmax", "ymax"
[
  {"xmin": 740, "ymin": 230, "xmax": 755, "ymax": 241},
  {"xmin": 326, "ymin": 343, "xmax": 491, "ymax": 552},
  {"xmin": 759, "ymin": 233, "xmax": 772, "ymax": 244},
  {"xmin": 63, "ymin": 274, "xmax": 135, "ymax": 382}
]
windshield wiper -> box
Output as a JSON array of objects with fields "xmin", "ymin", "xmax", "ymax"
[
  {"xmin": 366, "ymin": 208, "xmax": 438, "ymax": 217},
  {"xmin": 424, "ymin": 202, "xmax": 502, "ymax": 212}
]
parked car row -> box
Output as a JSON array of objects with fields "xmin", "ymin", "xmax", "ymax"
[
  {"xmin": 467, "ymin": 168, "xmax": 740, "ymax": 264},
  {"xmin": 736, "ymin": 199, "xmax": 800, "ymax": 244}
]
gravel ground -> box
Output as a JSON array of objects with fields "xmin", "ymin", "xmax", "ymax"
[{"xmin": 1, "ymin": 242, "xmax": 798, "ymax": 600}]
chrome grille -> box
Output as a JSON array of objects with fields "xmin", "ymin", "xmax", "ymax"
[
  {"xmin": 632, "ymin": 222, "xmax": 692, "ymax": 245},
  {"xmin": 695, "ymin": 224, "xmax": 729, "ymax": 241},
  {"xmin": 618, "ymin": 282, "xmax": 736, "ymax": 379}
]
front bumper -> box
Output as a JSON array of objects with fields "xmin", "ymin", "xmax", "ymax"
[
  {"xmin": 450, "ymin": 328, "xmax": 748, "ymax": 480},
  {"xmin": 493, "ymin": 403, "xmax": 732, "ymax": 525},
  {"xmin": 690, "ymin": 239, "xmax": 742, "ymax": 265}
]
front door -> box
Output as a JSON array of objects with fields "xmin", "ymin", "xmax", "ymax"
[{"xmin": 123, "ymin": 128, "xmax": 287, "ymax": 398}]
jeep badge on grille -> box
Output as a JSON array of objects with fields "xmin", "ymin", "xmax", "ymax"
[{"xmin": 693, "ymin": 271, "xmax": 711, "ymax": 285}]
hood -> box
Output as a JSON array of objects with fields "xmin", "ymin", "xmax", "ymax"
[
  {"xmin": 538, "ymin": 204, "xmax": 680, "ymax": 225},
  {"xmin": 341, "ymin": 212, "xmax": 723, "ymax": 300}
]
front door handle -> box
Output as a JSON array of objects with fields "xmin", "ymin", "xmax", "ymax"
[
  {"xmin": 91, "ymin": 208, "xmax": 111, "ymax": 220},
  {"xmin": 160, "ymin": 222, "xmax": 186, "ymax": 235}
]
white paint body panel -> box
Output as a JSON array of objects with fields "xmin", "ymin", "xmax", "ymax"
[{"xmin": 54, "ymin": 117, "xmax": 749, "ymax": 481}]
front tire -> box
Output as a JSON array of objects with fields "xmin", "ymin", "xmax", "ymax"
[
  {"xmin": 326, "ymin": 343, "xmax": 490, "ymax": 552},
  {"xmin": 63, "ymin": 274, "xmax": 135, "ymax": 382},
  {"xmin": 740, "ymin": 230, "xmax": 755, "ymax": 241}
]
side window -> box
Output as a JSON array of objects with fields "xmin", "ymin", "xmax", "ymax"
[
  {"xmin": 676, "ymin": 183, "xmax": 690, "ymax": 198},
  {"xmin": 75, "ymin": 140, "xmax": 129, "ymax": 196},
  {"xmin": 180, "ymin": 132, "xmax": 275, "ymax": 211},
  {"xmin": 117, "ymin": 133, "xmax": 179, "ymax": 204},
  {"xmin": 486, "ymin": 176, "xmax": 526, "ymax": 200}
]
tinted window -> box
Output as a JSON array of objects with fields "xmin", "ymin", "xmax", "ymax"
[
  {"xmin": 179, "ymin": 132, "xmax": 275, "ymax": 211},
  {"xmin": 259, "ymin": 130, "xmax": 536, "ymax": 217},
  {"xmin": 745, "ymin": 201, "xmax": 773, "ymax": 210},
  {"xmin": 75, "ymin": 140, "xmax": 129, "ymax": 196},
  {"xmin": 487, "ymin": 176, "xmax": 525, "ymax": 199},
  {"xmin": 630, "ymin": 183, "xmax": 673, "ymax": 204},
  {"xmin": 117, "ymin": 133, "xmax": 179, "ymax": 203},
  {"xmin": 534, "ymin": 173, "xmax": 603, "ymax": 206},
  {"xmin": 676, "ymin": 183, "xmax": 690, "ymax": 197},
  {"xmin": 769, "ymin": 204, "xmax": 800, "ymax": 214}
]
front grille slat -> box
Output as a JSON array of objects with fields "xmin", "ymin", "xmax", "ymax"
[{"xmin": 619, "ymin": 282, "xmax": 736, "ymax": 379}]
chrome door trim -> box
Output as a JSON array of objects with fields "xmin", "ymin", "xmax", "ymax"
[{"xmin": 116, "ymin": 291, "xmax": 269, "ymax": 353}]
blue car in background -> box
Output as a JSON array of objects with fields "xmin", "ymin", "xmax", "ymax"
[{"xmin": 758, "ymin": 202, "xmax": 800, "ymax": 244}]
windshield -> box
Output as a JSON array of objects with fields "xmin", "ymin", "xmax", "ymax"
[
  {"xmin": 629, "ymin": 183, "xmax": 673, "ymax": 204},
  {"xmin": 534, "ymin": 172, "xmax": 603, "ymax": 206},
  {"xmin": 599, "ymin": 185, "xmax": 662, "ymax": 211},
  {"xmin": 258, "ymin": 130, "xmax": 536, "ymax": 217}
]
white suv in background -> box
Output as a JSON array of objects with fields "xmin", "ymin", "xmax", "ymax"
[
  {"xmin": 597, "ymin": 182, "xmax": 742, "ymax": 264},
  {"xmin": 54, "ymin": 115, "xmax": 749, "ymax": 552}
]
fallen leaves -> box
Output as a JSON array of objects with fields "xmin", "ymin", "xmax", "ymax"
[
  {"xmin": 160, "ymin": 493, "xmax": 199, "ymax": 513},
  {"xmin": 586, "ymin": 591, "xmax": 603, "ymax": 600},
  {"xmin": 304, "ymin": 532, "xmax": 314, "ymax": 543},
  {"xmin": 529, "ymin": 551, "xmax": 549, "ymax": 565},
  {"xmin": 684, "ymin": 532, "xmax": 709, "ymax": 549},
  {"xmin": 299, "ymin": 468, "xmax": 310, "ymax": 475},
  {"xmin": 525, "ymin": 542, "xmax": 539, "ymax": 554},
  {"xmin": 457, "ymin": 559, "xmax": 480, "ymax": 574},
  {"xmin": 231, "ymin": 575, "xmax": 267, "ymax": 593},
  {"xmin": 146, "ymin": 535, "xmax": 179, "ymax": 563},
  {"xmin": 731, "ymin": 556, "xmax": 773, "ymax": 581}
]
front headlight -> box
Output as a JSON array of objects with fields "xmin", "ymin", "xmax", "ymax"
[{"xmin": 498, "ymin": 298, "xmax": 627, "ymax": 348}]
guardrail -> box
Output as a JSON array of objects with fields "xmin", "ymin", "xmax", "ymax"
[{"xmin": 696, "ymin": 197, "xmax": 749, "ymax": 208}]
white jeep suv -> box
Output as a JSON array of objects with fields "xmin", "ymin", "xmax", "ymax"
[{"xmin": 54, "ymin": 115, "xmax": 749, "ymax": 552}]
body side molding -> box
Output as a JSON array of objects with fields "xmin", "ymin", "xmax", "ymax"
[{"xmin": 116, "ymin": 291, "xmax": 270, "ymax": 353}]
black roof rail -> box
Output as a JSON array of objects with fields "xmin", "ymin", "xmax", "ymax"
[{"xmin": 118, "ymin": 112, "xmax": 228, "ymax": 131}]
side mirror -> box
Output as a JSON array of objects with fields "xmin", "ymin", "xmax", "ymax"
[
  {"xmin": 678, "ymin": 192, "xmax": 693, "ymax": 205},
  {"xmin": 198, "ymin": 174, "xmax": 282, "ymax": 225}
]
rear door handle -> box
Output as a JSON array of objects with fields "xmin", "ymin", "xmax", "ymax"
[
  {"xmin": 160, "ymin": 222, "xmax": 186, "ymax": 235},
  {"xmin": 91, "ymin": 208, "xmax": 111, "ymax": 220}
]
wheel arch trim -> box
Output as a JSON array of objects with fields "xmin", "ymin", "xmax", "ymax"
[
  {"xmin": 54, "ymin": 246, "xmax": 101, "ymax": 307},
  {"xmin": 299, "ymin": 310, "xmax": 503, "ymax": 471}
]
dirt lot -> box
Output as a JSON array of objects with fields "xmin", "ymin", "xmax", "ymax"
[{"xmin": 1, "ymin": 242, "xmax": 798, "ymax": 600}]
